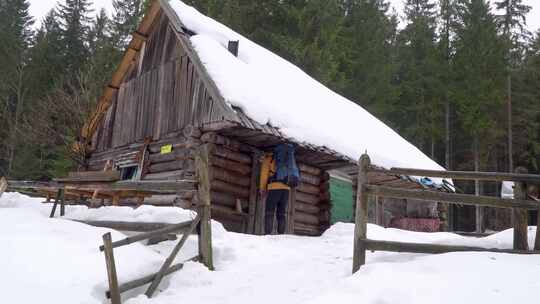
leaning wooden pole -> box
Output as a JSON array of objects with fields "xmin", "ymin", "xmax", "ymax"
[
  {"xmin": 513, "ymin": 167, "xmax": 529, "ymax": 251},
  {"xmin": 102, "ymin": 232, "xmax": 121, "ymax": 304},
  {"xmin": 196, "ymin": 144, "xmax": 214, "ymax": 270},
  {"xmin": 353, "ymin": 154, "xmax": 370, "ymax": 273}
]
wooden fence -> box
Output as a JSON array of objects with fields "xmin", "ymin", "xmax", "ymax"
[
  {"xmin": 100, "ymin": 145, "xmax": 214, "ymax": 303},
  {"xmin": 2, "ymin": 146, "xmax": 215, "ymax": 303},
  {"xmin": 353, "ymin": 153, "xmax": 540, "ymax": 273}
]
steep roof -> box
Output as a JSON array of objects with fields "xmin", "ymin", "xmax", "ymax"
[
  {"xmin": 82, "ymin": 0, "xmax": 446, "ymax": 177},
  {"xmin": 166, "ymin": 0, "xmax": 446, "ymax": 173}
]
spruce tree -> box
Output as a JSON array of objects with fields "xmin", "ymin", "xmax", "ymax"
[
  {"xmin": 512, "ymin": 30, "xmax": 540, "ymax": 172},
  {"xmin": 494, "ymin": 0, "xmax": 532, "ymax": 172},
  {"xmin": 338, "ymin": 0, "xmax": 398, "ymax": 120},
  {"xmin": 396, "ymin": 0, "xmax": 441, "ymax": 157},
  {"xmin": 87, "ymin": 8, "xmax": 119, "ymax": 102},
  {"xmin": 438, "ymin": 0, "xmax": 457, "ymax": 169},
  {"xmin": 0, "ymin": 0, "xmax": 33, "ymax": 176},
  {"xmin": 294, "ymin": 0, "xmax": 345, "ymax": 87},
  {"xmin": 57, "ymin": 0, "xmax": 93, "ymax": 76},
  {"xmin": 452, "ymin": 0, "xmax": 506, "ymax": 174}
]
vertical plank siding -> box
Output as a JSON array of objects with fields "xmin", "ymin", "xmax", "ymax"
[{"xmin": 90, "ymin": 10, "xmax": 228, "ymax": 155}]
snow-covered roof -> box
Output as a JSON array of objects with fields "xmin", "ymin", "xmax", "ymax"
[{"xmin": 168, "ymin": 0, "xmax": 446, "ymax": 173}]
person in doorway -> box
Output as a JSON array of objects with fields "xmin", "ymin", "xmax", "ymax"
[{"xmin": 259, "ymin": 144, "xmax": 300, "ymax": 235}]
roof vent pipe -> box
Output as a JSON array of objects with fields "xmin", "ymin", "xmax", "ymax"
[{"xmin": 228, "ymin": 40, "xmax": 239, "ymax": 57}]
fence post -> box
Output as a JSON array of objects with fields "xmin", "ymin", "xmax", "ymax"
[
  {"xmin": 59, "ymin": 188, "xmax": 66, "ymax": 216},
  {"xmin": 353, "ymin": 154, "xmax": 370, "ymax": 273},
  {"xmin": 0, "ymin": 176, "xmax": 7, "ymax": 197},
  {"xmin": 513, "ymin": 167, "xmax": 528, "ymax": 251},
  {"xmin": 195, "ymin": 144, "xmax": 214, "ymax": 270},
  {"xmin": 102, "ymin": 232, "xmax": 121, "ymax": 304},
  {"xmin": 49, "ymin": 188, "xmax": 64, "ymax": 218}
]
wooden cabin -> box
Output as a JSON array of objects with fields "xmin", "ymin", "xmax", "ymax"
[{"xmin": 77, "ymin": 0, "xmax": 450, "ymax": 236}]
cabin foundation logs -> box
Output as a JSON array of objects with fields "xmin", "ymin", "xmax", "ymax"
[{"xmin": 83, "ymin": 127, "xmax": 333, "ymax": 236}]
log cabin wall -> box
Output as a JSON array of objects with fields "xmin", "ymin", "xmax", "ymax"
[
  {"xmin": 198, "ymin": 131, "xmax": 332, "ymax": 236},
  {"xmin": 88, "ymin": 9, "xmax": 230, "ymax": 167},
  {"xmin": 294, "ymin": 165, "xmax": 332, "ymax": 236}
]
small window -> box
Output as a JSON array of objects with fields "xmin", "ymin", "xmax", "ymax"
[{"xmin": 121, "ymin": 166, "xmax": 138, "ymax": 181}]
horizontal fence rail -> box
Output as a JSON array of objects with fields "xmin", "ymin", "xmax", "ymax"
[
  {"xmin": 5, "ymin": 180, "xmax": 197, "ymax": 194},
  {"xmin": 99, "ymin": 220, "xmax": 195, "ymax": 251},
  {"xmin": 363, "ymin": 239, "xmax": 538, "ymax": 255},
  {"xmin": 366, "ymin": 184, "xmax": 540, "ymax": 210},
  {"xmin": 369, "ymin": 166, "xmax": 540, "ymax": 183},
  {"xmin": 353, "ymin": 153, "xmax": 540, "ymax": 274}
]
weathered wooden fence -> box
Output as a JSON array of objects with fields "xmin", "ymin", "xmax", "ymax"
[
  {"xmin": 353, "ymin": 153, "xmax": 540, "ymax": 273},
  {"xmin": 100, "ymin": 145, "xmax": 214, "ymax": 303},
  {"xmin": 3, "ymin": 145, "xmax": 215, "ymax": 303}
]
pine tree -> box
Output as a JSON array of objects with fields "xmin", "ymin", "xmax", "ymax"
[
  {"xmin": 294, "ymin": 0, "xmax": 346, "ymax": 87},
  {"xmin": 452, "ymin": 0, "xmax": 506, "ymax": 180},
  {"xmin": 338, "ymin": 0, "xmax": 398, "ymax": 120},
  {"xmin": 438, "ymin": 0, "xmax": 457, "ymax": 170},
  {"xmin": 396, "ymin": 0, "xmax": 441, "ymax": 157},
  {"xmin": 512, "ymin": 30, "xmax": 540, "ymax": 172},
  {"xmin": 495, "ymin": 0, "xmax": 532, "ymax": 172},
  {"xmin": 57, "ymin": 0, "xmax": 93, "ymax": 76},
  {"xmin": 0, "ymin": 0, "xmax": 34, "ymax": 176},
  {"xmin": 87, "ymin": 8, "xmax": 120, "ymax": 102}
]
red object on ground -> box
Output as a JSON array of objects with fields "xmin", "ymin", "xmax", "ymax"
[{"xmin": 389, "ymin": 217, "xmax": 441, "ymax": 232}]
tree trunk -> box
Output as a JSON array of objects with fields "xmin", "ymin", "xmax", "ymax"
[
  {"xmin": 507, "ymin": 74, "xmax": 513, "ymax": 173},
  {"xmin": 7, "ymin": 65, "xmax": 26, "ymax": 175},
  {"xmin": 474, "ymin": 135, "xmax": 483, "ymax": 233}
]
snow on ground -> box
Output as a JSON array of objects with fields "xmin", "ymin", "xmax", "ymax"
[
  {"xmin": 168, "ymin": 0, "xmax": 446, "ymax": 173},
  {"xmin": 2, "ymin": 192, "xmax": 540, "ymax": 304}
]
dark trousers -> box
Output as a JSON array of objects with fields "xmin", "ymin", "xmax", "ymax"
[{"xmin": 265, "ymin": 189, "xmax": 289, "ymax": 234}]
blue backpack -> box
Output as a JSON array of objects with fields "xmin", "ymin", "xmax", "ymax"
[{"xmin": 272, "ymin": 143, "xmax": 301, "ymax": 188}]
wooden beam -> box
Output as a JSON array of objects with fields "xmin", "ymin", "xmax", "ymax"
[
  {"xmin": 513, "ymin": 167, "xmax": 529, "ymax": 250},
  {"xmin": 62, "ymin": 180, "xmax": 196, "ymax": 194},
  {"xmin": 99, "ymin": 220, "xmax": 194, "ymax": 251},
  {"xmin": 102, "ymin": 233, "xmax": 121, "ymax": 304},
  {"xmin": 72, "ymin": 220, "xmax": 196, "ymax": 233},
  {"xmin": 55, "ymin": 170, "xmax": 121, "ymax": 182},
  {"xmin": 109, "ymin": 262, "xmax": 186, "ymax": 298},
  {"xmin": 369, "ymin": 166, "xmax": 540, "ymax": 183},
  {"xmin": 145, "ymin": 216, "xmax": 201, "ymax": 297},
  {"xmin": 366, "ymin": 184, "xmax": 540, "ymax": 210},
  {"xmin": 132, "ymin": 30, "xmax": 148, "ymax": 41},
  {"xmin": 353, "ymin": 154, "xmax": 370, "ymax": 273},
  {"xmin": 195, "ymin": 144, "xmax": 214, "ymax": 270},
  {"xmin": 247, "ymin": 151, "xmax": 261, "ymax": 234},
  {"xmin": 363, "ymin": 239, "xmax": 539, "ymax": 255}
]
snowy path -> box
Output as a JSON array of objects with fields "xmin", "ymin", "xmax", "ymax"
[{"xmin": 2, "ymin": 192, "xmax": 540, "ymax": 304}]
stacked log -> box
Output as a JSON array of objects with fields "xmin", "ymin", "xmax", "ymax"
[
  {"xmin": 293, "ymin": 164, "xmax": 332, "ymax": 236},
  {"xmin": 137, "ymin": 130, "xmax": 202, "ymax": 209},
  {"xmin": 143, "ymin": 136, "xmax": 197, "ymax": 181},
  {"xmin": 200, "ymin": 131, "xmax": 253, "ymax": 232}
]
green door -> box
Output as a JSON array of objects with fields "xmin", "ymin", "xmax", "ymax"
[{"xmin": 329, "ymin": 177, "xmax": 354, "ymax": 223}]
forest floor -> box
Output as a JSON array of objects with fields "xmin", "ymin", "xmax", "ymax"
[{"xmin": 2, "ymin": 192, "xmax": 539, "ymax": 304}]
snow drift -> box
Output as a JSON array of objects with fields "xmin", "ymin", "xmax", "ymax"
[{"xmin": 2, "ymin": 192, "xmax": 539, "ymax": 304}]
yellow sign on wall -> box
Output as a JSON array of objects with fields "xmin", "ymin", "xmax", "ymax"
[{"xmin": 160, "ymin": 144, "xmax": 173, "ymax": 154}]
